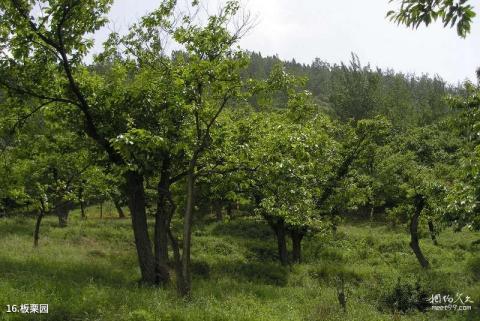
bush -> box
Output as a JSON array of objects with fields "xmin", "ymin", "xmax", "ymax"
[
  {"xmin": 191, "ymin": 260, "xmax": 210, "ymax": 279},
  {"xmin": 309, "ymin": 263, "xmax": 362, "ymax": 284},
  {"xmin": 379, "ymin": 278, "xmax": 429, "ymax": 313},
  {"xmin": 233, "ymin": 262, "xmax": 288, "ymax": 286}
]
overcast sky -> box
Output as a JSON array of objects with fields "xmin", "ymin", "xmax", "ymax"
[{"xmin": 95, "ymin": 0, "xmax": 480, "ymax": 85}]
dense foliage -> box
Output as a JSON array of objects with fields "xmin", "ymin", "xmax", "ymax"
[{"xmin": 0, "ymin": 1, "xmax": 479, "ymax": 319}]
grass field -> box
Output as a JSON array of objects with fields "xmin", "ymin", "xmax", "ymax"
[{"xmin": 0, "ymin": 207, "xmax": 479, "ymax": 321}]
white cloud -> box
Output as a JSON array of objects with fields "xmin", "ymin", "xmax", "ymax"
[{"xmin": 94, "ymin": 0, "xmax": 480, "ymax": 84}]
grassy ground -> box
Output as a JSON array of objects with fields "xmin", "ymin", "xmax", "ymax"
[{"xmin": 0, "ymin": 207, "xmax": 479, "ymax": 321}]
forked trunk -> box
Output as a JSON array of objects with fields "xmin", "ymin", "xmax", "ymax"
[
  {"xmin": 410, "ymin": 195, "xmax": 430, "ymax": 269},
  {"xmin": 125, "ymin": 171, "xmax": 156, "ymax": 284}
]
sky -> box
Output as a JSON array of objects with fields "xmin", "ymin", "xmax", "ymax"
[{"xmin": 94, "ymin": 0, "xmax": 480, "ymax": 85}]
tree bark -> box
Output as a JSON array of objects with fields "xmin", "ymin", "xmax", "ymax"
[
  {"xmin": 226, "ymin": 202, "xmax": 232, "ymax": 217},
  {"xmin": 291, "ymin": 229, "xmax": 304, "ymax": 263},
  {"xmin": 56, "ymin": 200, "xmax": 72, "ymax": 228},
  {"xmin": 78, "ymin": 185, "xmax": 86, "ymax": 219},
  {"xmin": 80, "ymin": 201, "xmax": 86, "ymax": 219},
  {"xmin": 180, "ymin": 170, "xmax": 195, "ymax": 296},
  {"xmin": 113, "ymin": 198, "xmax": 125, "ymax": 219},
  {"xmin": 428, "ymin": 219, "xmax": 438, "ymax": 246},
  {"xmin": 125, "ymin": 171, "xmax": 156, "ymax": 284},
  {"xmin": 214, "ymin": 201, "xmax": 223, "ymax": 221},
  {"xmin": 410, "ymin": 195, "xmax": 430, "ymax": 269},
  {"xmin": 268, "ymin": 218, "xmax": 288, "ymax": 266},
  {"xmin": 154, "ymin": 160, "xmax": 171, "ymax": 286},
  {"xmin": 33, "ymin": 208, "xmax": 45, "ymax": 247}
]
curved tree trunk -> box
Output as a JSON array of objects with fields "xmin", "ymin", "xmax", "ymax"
[
  {"xmin": 113, "ymin": 199, "xmax": 125, "ymax": 219},
  {"xmin": 410, "ymin": 195, "xmax": 430, "ymax": 269},
  {"xmin": 125, "ymin": 171, "xmax": 156, "ymax": 284}
]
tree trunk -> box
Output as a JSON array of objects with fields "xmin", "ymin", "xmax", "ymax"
[
  {"xmin": 169, "ymin": 228, "xmax": 186, "ymax": 295},
  {"xmin": 226, "ymin": 203, "xmax": 232, "ymax": 217},
  {"xmin": 33, "ymin": 208, "xmax": 45, "ymax": 247},
  {"xmin": 291, "ymin": 229, "xmax": 304, "ymax": 263},
  {"xmin": 78, "ymin": 186, "xmax": 86, "ymax": 220},
  {"xmin": 80, "ymin": 201, "xmax": 86, "ymax": 219},
  {"xmin": 180, "ymin": 170, "xmax": 195, "ymax": 296},
  {"xmin": 268, "ymin": 218, "xmax": 288, "ymax": 266},
  {"xmin": 125, "ymin": 171, "xmax": 156, "ymax": 284},
  {"xmin": 214, "ymin": 201, "xmax": 223, "ymax": 221},
  {"xmin": 100, "ymin": 202, "xmax": 103, "ymax": 219},
  {"xmin": 113, "ymin": 198, "xmax": 125, "ymax": 219},
  {"xmin": 428, "ymin": 219, "xmax": 438, "ymax": 246},
  {"xmin": 410, "ymin": 195, "xmax": 430, "ymax": 269},
  {"xmin": 56, "ymin": 200, "xmax": 71, "ymax": 228},
  {"xmin": 154, "ymin": 161, "xmax": 171, "ymax": 286}
]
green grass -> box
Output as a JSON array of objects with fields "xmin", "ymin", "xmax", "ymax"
[{"xmin": 0, "ymin": 210, "xmax": 479, "ymax": 321}]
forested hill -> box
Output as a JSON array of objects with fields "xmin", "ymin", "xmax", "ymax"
[{"xmin": 244, "ymin": 52, "xmax": 458, "ymax": 128}]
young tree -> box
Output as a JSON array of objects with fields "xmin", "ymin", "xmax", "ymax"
[{"xmin": 0, "ymin": 0, "xmax": 253, "ymax": 293}]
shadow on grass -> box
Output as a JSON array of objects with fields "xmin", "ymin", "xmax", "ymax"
[
  {"xmin": 0, "ymin": 254, "xmax": 132, "ymax": 289},
  {"xmin": 211, "ymin": 260, "xmax": 289, "ymax": 286},
  {"xmin": 211, "ymin": 218, "xmax": 273, "ymax": 240}
]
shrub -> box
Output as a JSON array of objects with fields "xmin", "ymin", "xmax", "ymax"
[
  {"xmin": 191, "ymin": 261, "xmax": 210, "ymax": 279},
  {"xmin": 233, "ymin": 262, "xmax": 288, "ymax": 286},
  {"xmin": 379, "ymin": 278, "xmax": 429, "ymax": 313},
  {"xmin": 309, "ymin": 263, "xmax": 362, "ymax": 284}
]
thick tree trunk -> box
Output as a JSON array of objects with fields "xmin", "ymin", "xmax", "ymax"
[
  {"xmin": 410, "ymin": 195, "xmax": 430, "ymax": 269},
  {"xmin": 56, "ymin": 200, "xmax": 72, "ymax": 228},
  {"xmin": 125, "ymin": 171, "xmax": 156, "ymax": 284},
  {"xmin": 428, "ymin": 219, "xmax": 438, "ymax": 246},
  {"xmin": 113, "ymin": 199, "xmax": 125, "ymax": 219},
  {"xmin": 291, "ymin": 229, "xmax": 304, "ymax": 263},
  {"xmin": 268, "ymin": 218, "xmax": 288, "ymax": 266},
  {"xmin": 180, "ymin": 170, "xmax": 195, "ymax": 296},
  {"xmin": 154, "ymin": 161, "xmax": 171, "ymax": 286}
]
